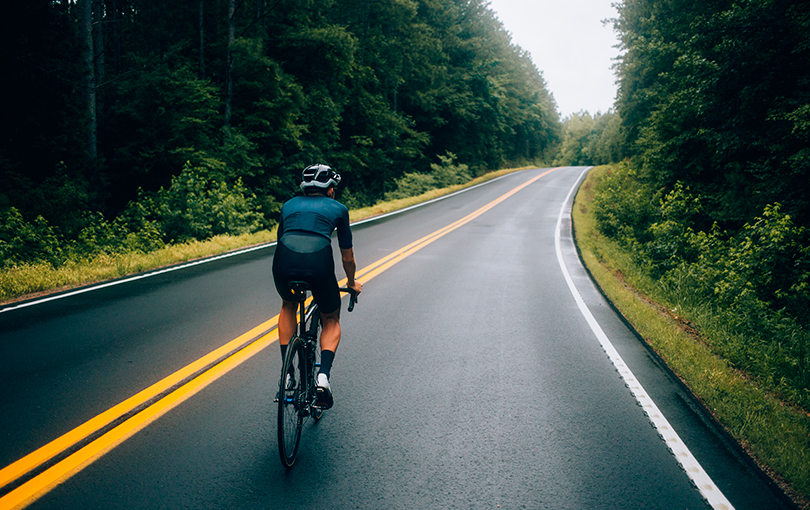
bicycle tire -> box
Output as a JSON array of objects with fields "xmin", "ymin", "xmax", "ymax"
[
  {"xmin": 308, "ymin": 310, "xmax": 324, "ymax": 422},
  {"xmin": 278, "ymin": 335, "xmax": 305, "ymax": 468}
]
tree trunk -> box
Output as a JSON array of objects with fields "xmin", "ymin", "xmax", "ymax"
[
  {"xmin": 223, "ymin": 0, "xmax": 235, "ymax": 135},
  {"xmin": 93, "ymin": 0, "xmax": 105, "ymax": 132},
  {"xmin": 110, "ymin": 0, "xmax": 121, "ymax": 75},
  {"xmin": 255, "ymin": 0, "xmax": 262, "ymax": 37},
  {"xmin": 78, "ymin": 0, "xmax": 97, "ymax": 159},
  {"xmin": 198, "ymin": 0, "xmax": 205, "ymax": 79}
]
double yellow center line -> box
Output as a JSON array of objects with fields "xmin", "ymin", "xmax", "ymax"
[{"xmin": 0, "ymin": 168, "xmax": 556, "ymax": 509}]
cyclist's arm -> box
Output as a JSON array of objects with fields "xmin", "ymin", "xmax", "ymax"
[{"xmin": 340, "ymin": 247, "xmax": 362, "ymax": 294}]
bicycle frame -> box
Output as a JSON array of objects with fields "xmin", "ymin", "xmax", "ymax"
[
  {"xmin": 290, "ymin": 284, "xmax": 321, "ymax": 419},
  {"xmin": 277, "ymin": 282, "xmax": 357, "ymax": 468}
]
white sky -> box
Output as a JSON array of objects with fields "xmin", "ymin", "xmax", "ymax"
[{"xmin": 487, "ymin": 0, "xmax": 622, "ymax": 118}]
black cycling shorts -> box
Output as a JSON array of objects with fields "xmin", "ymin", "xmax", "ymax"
[{"xmin": 272, "ymin": 235, "xmax": 341, "ymax": 315}]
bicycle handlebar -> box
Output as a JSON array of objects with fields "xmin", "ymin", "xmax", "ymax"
[{"xmin": 339, "ymin": 287, "xmax": 358, "ymax": 312}]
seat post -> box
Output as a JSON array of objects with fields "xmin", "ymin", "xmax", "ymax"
[
  {"xmin": 298, "ymin": 299, "xmax": 306, "ymax": 337},
  {"xmin": 288, "ymin": 281, "xmax": 310, "ymax": 337}
]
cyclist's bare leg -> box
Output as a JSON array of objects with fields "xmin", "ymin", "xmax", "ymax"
[
  {"xmin": 278, "ymin": 299, "xmax": 297, "ymax": 346},
  {"xmin": 319, "ymin": 308, "xmax": 341, "ymax": 353}
]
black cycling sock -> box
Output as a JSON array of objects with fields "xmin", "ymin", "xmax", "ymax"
[
  {"xmin": 279, "ymin": 342, "xmax": 288, "ymax": 360},
  {"xmin": 319, "ymin": 350, "xmax": 335, "ymax": 379}
]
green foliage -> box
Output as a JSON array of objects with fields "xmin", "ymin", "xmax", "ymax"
[
  {"xmin": 645, "ymin": 182, "xmax": 703, "ymax": 271},
  {"xmin": 591, "ymin": 163, "xmax": 810, "ymax": 410},
  {"xmin": 713, "ymin": 205, "xmax": 810, "ymax": 330},
  {"xmin": 0, "ymin": 208, "xmax": 63, "ymax": 268},
  {"xmin": 554, "ymin": 111, "xmax": 625, "ymax": 166},
  {"xmin": 1, "ymin": 0, "xmax": 561, "ymax": 278},
  {"xmin": 108, "ymin": 51, "xmax": 222, "ymax": 195},
  {"xmin": 75, "ymin": 211, "xmax": 165, "ymax": 257},
  {"xmin": 384, "ymin": 152, "xmax": 471, "ymax": 200},
  {"xmin": 151, "ymin": 163, "xmax": 265, "ymax": 243},
  {"xmin": 591, "ymin": 163, "xmax": 657, "ymax": 245},
  {"xmin": 229, "ymin": 37, "xmax": 306, "ymax": 172},
  {"xmin": 430, "ymin": 152, "xmax": 472, "ymax": 187},
  {"xmin": 26, "ymin": 169, "xmax": 96, "ymax": 239},
  {"xmin": 0, "ymin": 205, "xmax": 165, "ymax": 270},
  {"xmin": 384, "ymin": 172, "xmax": 437, "ymax": 201},
  {"xmin": 613, "ymin": 0, "xmax": 810, "ymax": 227},
  {"xmin": 0, "ymin": 163, "xmax": 265, "ymax": 268},
  {"xmin": 675, "ymin": 205, "xmax": 810, "ymax": 408},
  {"xmin": 589, "ymin": 113, "xmax": 625, "ymax": 164},
  {"xmin": 554, "ymin": 113, "xmax": 596, "ymax": 166},
  {"xmin": 606, "ymin": 0, "xmax": 810, "ymax": 410}
]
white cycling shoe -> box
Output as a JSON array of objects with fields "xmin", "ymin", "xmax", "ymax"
[
  {"xmin": 315, "ymin": 373, "xmax": 333, "ymax": 409},
  {"xmin": 274, "ymin": 373, "xmax": 296, "ymax": 402}
]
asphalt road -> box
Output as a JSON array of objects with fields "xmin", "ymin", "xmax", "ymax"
[{"xmin": 0, "ymin": 167, "xmax": 793, "ymax": 509}]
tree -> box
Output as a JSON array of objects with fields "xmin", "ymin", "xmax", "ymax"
[
  {"xmin": 554, "ymin": 111, "xmax": 623, "ymax": 166},
  {"xmin": 1, "ymin": 0, "xmax": 562, "ymax": 244},
  {"xmin": 78, "ymin": 0, "xmax": 97, "ymax": 159},
  {"xmin": 224, "ymin": 0, "xmax": 236, "ymax": 133},
  {"xmin": 613, "ymin": 0, "xmax": 810, "ymax": 227}
]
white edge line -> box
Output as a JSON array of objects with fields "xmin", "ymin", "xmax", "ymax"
[
  {"xmin": 0, "ymin": 170, "xmax": 528, "ymax": 314},
  {"xmin": 554, "ymin": 167, "xmax": 734, "ymax": 510}
]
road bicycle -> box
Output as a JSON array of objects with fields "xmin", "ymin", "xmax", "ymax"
[{"xmin": 276, "ymin": 282, "xmax": 357, "ymax": 468}]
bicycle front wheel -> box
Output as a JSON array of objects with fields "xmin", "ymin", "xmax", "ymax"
[{"xmin": 278, "ymin": 335, "xmax": 305, "ymax": 468}]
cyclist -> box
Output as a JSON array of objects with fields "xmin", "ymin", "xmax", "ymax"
[{"xmin": 272, "ymin": 164, "xmax": 362, "ymax": 409}]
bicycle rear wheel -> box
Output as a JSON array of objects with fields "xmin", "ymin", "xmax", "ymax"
[
  {"xmin": 307, "ymin": 312, "xmax": 324, "ymax": 422},
  {"xmin": 278, "ymin": 335, "xmax": 305, "ymax": 468}
]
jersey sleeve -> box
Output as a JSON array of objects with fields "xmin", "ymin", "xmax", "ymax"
[
  {"xmin": 276, "ymin": 206, "xmax": 285, "ymax": 237},
  {"xmin": 335, "ymin": 204, "xmax": 353, "ymax": 250}
]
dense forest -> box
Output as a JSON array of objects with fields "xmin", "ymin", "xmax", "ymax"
[
  {"xmin": 1, "ymin": 0, "xmax": 560, "ymax": 266},
  {"xmin": 581, "ymin": 0, "xmax": 810, "ymax": 417},
  {"xmin": 552, "ymin": 110, "xmax": 624, "ymax": 167},
  {"xmin": 559, "ymin": 0, "xmax": 810, "ymax": 232},
  {"xmin": 614, "ymin": 0, "xmax": 809, "ymax": 229}
]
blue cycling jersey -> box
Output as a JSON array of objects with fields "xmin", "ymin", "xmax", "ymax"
[{"xmin": 277, "ymin": 195, "xmax": 353, "ymax": 250}]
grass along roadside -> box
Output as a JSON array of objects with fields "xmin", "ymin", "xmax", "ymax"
[
  {"xmin": 0, "ymin": 231, "xmax": 276, "ymax": 305},
  {"xmin": 0, "ymin": 166, "xmax": 533, "ymax": 306},
  {"xmin": 573, "ymin": 165, "xmax": 810, "ymax": 509}
]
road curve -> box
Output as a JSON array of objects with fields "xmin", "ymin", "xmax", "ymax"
[{"xmin": 0, "ymin": 167, "xmax": 792, "ymax": 509}]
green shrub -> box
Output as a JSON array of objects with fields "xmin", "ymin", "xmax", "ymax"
[
  {"xmin": 592, "ymin": 166, "xmax": 810, "ymax": 410},
  {"xmin": 384, "ymin": 172, "xmax": 436, "ymax": 201},
  {"xmin": 714, "ymin": 205, "xmax": 809, "ymax": 324},
  {"xmin": 0, "ymin": 207, "xmax": 64, "ymax": 267},
  {"xmin": 383, "ymin": 152, "xmax": 472, "ymax": 201},
  {"xmin": 591, "ymin": 163, "xmax": 657, "ymax": 246},
  {"xmin": 644, "ymin": 182, "xmax": 703, "ymax": 272},
  {"xmin": 430, "ymin": 152, "xmax": 471, "ymax": 188},
  {"xmin": 153, "ymin": 163, "xmax": 265, "ymax": 243},
  {"xmin": 709, "ymin": 206, "xmax": 810, "ymax": 404},
  {"xmin": 0, "ymin": 163, "xmax": 266, "ymax": 269},
  {"xmin": 76, "ymin": 211, "xmax": 165, "ymax": 257}
]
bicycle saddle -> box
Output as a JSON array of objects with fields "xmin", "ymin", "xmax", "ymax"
[{"xmin": 288, "ymin": 281, "xmax": 310, "ymax": 301}]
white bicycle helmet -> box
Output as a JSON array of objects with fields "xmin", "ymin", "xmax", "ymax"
[{"xmin": 300, "ymin": 164, "xmax": 341, "ymax": 190}]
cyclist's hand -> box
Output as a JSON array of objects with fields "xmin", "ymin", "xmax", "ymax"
[
  {"xmin": 348, "ymin": 281, "xmax": 362, "ymax": 295},
  {"xmin": 340, "ymin": 282, "xmax": 361, "ymax": 312}
]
